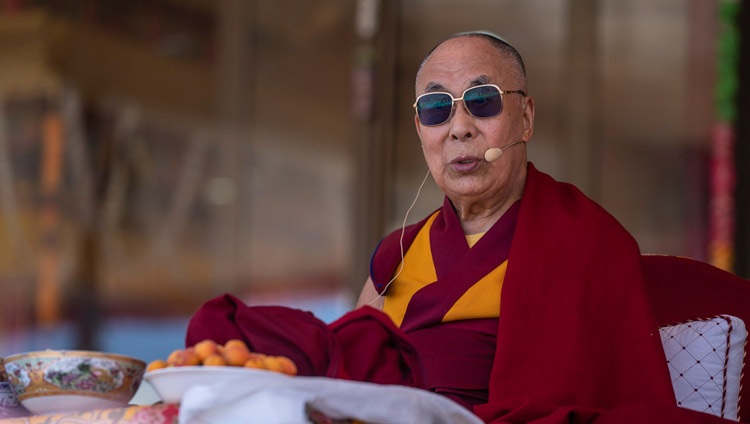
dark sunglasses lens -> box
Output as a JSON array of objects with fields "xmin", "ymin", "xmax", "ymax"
[
  {"xmin": 417, "ymin": 94, "xmax": 453, "ymax": 126},
  {"xmin": 464, "ymin": 86, "xmax": 503, "ymax": 118}
]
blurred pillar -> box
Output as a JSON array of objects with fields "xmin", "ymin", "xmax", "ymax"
[
  {"xmin": 708, "ymin": 0, "xmax": 740, "ymax": 273},
  {"xmin": 564, "ymin": 0, "xmax": 600, "ymax": 200},
  {"xmin": 214, "ymin": 0, "xmax": 255, "ymax": 290},
  {"xmin": 71, "ymin": 100, "xmax": 110, "ymax": 351},
  {"xmin": 685, "ymin": 0, "xmax": 717, "ymax": 261},
  {"xmin": 351, "ymin": 0, "xmax": 399, "ymax": 294},
  {"xmin": 73, "ymin": 223, "xmax": 101, "ymax": 350},
  {"xmin": 37, "ymin": 106, "xmax": 63, "ymax": 325},
  {"xmin": 735, "ymin": 0, "xmax": 749, "ymax": 278},
  {"xmin": 0, "ymin": 96, "xmax": 33, "ymax": 271},
  {"xmin": 687, "ymin": 1, "xmax": 719, "ymax": 144}
]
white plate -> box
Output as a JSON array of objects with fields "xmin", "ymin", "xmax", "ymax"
[{"xmin": 144, "ymin": 366, "xmax": 276, "ymax": 404}]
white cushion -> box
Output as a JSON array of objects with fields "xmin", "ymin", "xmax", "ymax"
[{"xmin": 660, "ymin": 315, "xmax": 746, "ymax": 420}]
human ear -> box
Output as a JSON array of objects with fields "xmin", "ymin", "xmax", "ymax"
[
  {"xmin": 521, "ymin": 96, "xmax": 535, "ymax": 142},
  {"xmin": 415, "ymin": 114, "xmax": 424, "ymax": 144}
]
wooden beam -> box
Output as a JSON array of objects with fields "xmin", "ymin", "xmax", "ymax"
[{"xmin": 49, "ymin": 21, "xmax": 215, "ymax": 122}]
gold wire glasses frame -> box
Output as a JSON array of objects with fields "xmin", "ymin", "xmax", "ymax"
[{"xmin": 413, "ymin": 84, "xmax": 526, "ymax": 126}]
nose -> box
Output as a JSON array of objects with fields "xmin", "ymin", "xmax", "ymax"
[{"xmin": 448, "ymin": 101, "xmax": 478, "ymax": 142}]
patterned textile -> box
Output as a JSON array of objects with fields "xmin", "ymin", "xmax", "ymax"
[
  {"xmin": 0, "ymin": 403, "xmax": 179, "ymax": 424},
  {"xmin": 661, "ymin": 315, "xmax": 747, "ymax": 420},
  {"xmin": 641, "ymin": 254, "xmax": 750, "ymax": 422}
]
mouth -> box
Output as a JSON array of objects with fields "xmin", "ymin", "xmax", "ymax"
[
  {"xmin": 450, "ymin": 156, "xmax": 480, "ymax": 165},
  {"xmin": 449, "ymin": 156, "xmax": 482, "ymax": 172}
]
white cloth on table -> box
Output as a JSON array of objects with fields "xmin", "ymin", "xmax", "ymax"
[{"xmin": 178, "ymin": 370, "xmax": 483, "ymax": 424}]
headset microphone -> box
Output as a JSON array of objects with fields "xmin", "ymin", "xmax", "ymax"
[{"xmin": 484, "ymin": 141, "xmax": 525, "ymax": 163}]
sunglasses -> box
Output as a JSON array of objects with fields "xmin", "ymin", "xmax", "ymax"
[{"xmin": 413, "ymin": 84, "xmax": 526, "ymax": 127}]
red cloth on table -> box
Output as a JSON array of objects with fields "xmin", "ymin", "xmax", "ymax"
[{"xmin": 186, "ymin": 163, "xmax": 736, "ymax": 423}]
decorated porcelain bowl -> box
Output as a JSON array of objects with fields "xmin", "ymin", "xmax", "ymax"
[{"xmin": 3, "ymin": 350, "xmax": 146, "ymax": 415}]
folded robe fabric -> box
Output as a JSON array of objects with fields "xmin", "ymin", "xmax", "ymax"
[
  {"xmin": 186, "ymin": 297, "xmax": 422, "ymax": 387},
  {"xmin": 186, "ymin": 163, "xmax": 737, "ymax": 423}
]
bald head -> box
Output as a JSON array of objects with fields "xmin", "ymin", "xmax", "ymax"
[{"xmin": 415, "ymin": 32, "xmax": 527, "ymax": 95}]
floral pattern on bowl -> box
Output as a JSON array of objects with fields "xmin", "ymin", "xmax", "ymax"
[
  {"xmin": 44, "ymin": 357, "xmax": 125, "ymax": 393},
  {"xmin": 4, "ymin": 365, "xmax": 30, "ymax": 398},
  {"xmin": 3, "ymin": 350, "xmax": 145, "ymax": 414}
]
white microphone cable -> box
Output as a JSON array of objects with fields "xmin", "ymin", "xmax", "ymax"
[{"xmin": 366, "ymin": 169, "xmax": 431, "ymax": 306}]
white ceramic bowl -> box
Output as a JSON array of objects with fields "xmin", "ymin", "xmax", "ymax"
[
  {"xmin": 145, "ymin": 366, "xmax": 273, "ymax": 404},
  {"xmin": 3, "ymin": 350, "xmax": 145, "ymax": 415}
]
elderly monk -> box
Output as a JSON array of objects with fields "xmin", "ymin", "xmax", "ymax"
[{"xmin": 186, "ymin": 32, "xmax": 735, "ymax": 423}]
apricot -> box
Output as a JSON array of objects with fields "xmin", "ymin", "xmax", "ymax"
[
  {"xmin": 146, "ymin": 359, "xmax": 168, "ymax": 372},
  {"xmin": 167, "ymin": 348, "xmax": 201, "ymax": 367},
  {"xmin": 202, "ymin": 354, "xmax": 228, "ymax": 366},
  {"xmin": 223, "ymin": 345, "xmax": 251, "ymax": 366},
  {"xmin": 223, "ymin": 339, "xmax": 249, "ymax": 351},
  {"xmin": 243, "ymin": 354, "xmax": 266, "ymax": 370},
  {"xmin": 254, "ymin": 356, "xmax": 297, "ymax": 375},
  {"xmin": 262, "ymin": 356, "xmax": 287, "ymax": 373},
  {"xmin": 275, "ymin": 356, "xmax": 298, "ymax": 376},
  {"xmin": 166, "ymin": 349, "xmax": 181, "ymax": 365},
  {"xmin": 193, "ymin": 339, "xmax": 221, "ymax": 362}
]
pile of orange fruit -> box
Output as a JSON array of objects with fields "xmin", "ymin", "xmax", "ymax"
[{"xmin": 146, "ymin": 339, "xmax": 297, "ymax": 376}]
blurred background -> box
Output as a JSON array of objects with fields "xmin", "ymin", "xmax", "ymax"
[{"xmin": 0, "ymin": 0, "xmax": 748, "ymax": 365}]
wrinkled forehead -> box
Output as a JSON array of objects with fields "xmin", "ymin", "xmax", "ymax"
[{"xmin": 415, "ymin": 37, "xmax": 515, "ymax": 95}]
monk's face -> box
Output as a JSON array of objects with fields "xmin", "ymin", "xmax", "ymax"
[{"xmin": 415, "ymin": 36, "xmax": 534, "ymax": 212}]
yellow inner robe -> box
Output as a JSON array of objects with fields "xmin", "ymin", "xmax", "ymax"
[{"xmin": 383, "ymin": 211, "xmax": 507, "ymax": 328}]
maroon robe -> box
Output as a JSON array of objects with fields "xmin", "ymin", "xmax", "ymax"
[
  {"xmin": 186, "ymin": 163, "xmax": 737, "ymax": 423},
  {"xmin": 369, "ymin": 197, "xmax": 519, "ymax": 408}
]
